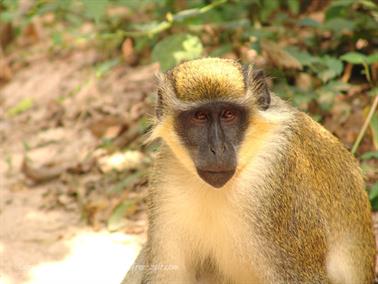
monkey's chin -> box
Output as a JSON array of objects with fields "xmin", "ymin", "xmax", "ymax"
[{"xmin": 197, "ymin": 170, "xmax": 235, "ymax": 189}]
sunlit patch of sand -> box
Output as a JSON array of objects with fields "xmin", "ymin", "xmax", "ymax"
[
  {"xmin": 24, "ymin": 230, "xmax": 141, "ymax": 284},
  {"xmin": 0, "ymin": 275, "xmax": 13, "ymax": 284}
]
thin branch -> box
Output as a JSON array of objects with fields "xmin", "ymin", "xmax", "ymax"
[
  {"xmin": 351, "ymin": 94, "xmax": 378, "ymax": 155},
  {"xmin": 121, "ymin": 0, "xmax": 228, "ymax": 38}
]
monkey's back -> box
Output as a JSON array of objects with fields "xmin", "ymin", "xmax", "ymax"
[{"xmin": 257, "ymin": 110, "xmax": 375, "ymax": 283}]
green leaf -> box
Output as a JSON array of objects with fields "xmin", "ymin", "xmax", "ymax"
[
  {"xmin": 370, "ymin": 197, "xmax": 378, "ymax": 211},
  {"xmin": 297, "ymin": 18, "xmax": 321, "ymax": 27},
  {"xmin": 359, "ymin": 0, "xmax": 378, "ymax": 10},
  {"xmin": 152, "ymin": 34, "xmax": 203, "ymax": 71},
  {"xmin": 361, "ymin": 151, "xmax": 378, "ymax": 160},
  {"xmin": 7, "ymin": 98, "xmax": 34, "ymax": 117},
  {"xmin": 317, "ymin": 56, "xmax": 343, "ymax": 83},
  {"xmin": 248, "ymin": 28, "xmax": 275, "ymax": 42},
  {"xmin": 107, "ymin": 199, "xmax": 137, "ymax": 231},
  {"xmin": 285, "ymin": 46, "xmax": 317, "ymax": 66},
  {"xmin": 325, "ymin": 0, "xmax": 353, "ymax": 20},
  {"xmin": 0, "ymin": 0, "xmax": 18, "ymax": 22},
  {"xmin": 289, "ymin": 52, "xmax": 343, "ymax": 82},
  {"xmin": 138, "ymin": 116, "xmax": 152, "ymax": 133},
  {"xmin": 328, "ymin": 0, "xmax": 355, "ymax": 7},
  {"xmin": 369, "ymin": 108, "xmax": 378, "ymax": 149},
  {"xmin": 111, "ymin": 171, "xmax": 144, "ymax": 193},
  {"xmin": 320, "ymin": 81, "xmax": 350, "ymax": 92},
  {"xmin": 0, "ymin": 11, "xmax": 15, "ymax": 22},
  {"xmin": 369, "ymin": 182, "xmax": 378, "ymax": 203},
  {"xmin": 368, "ymin": 87, "xmax": 378, "ymax": 97},
  {"xmin": 174, "ymin": 8, "xmax": 203, "ymax": 22},
  {"xmin": 260, "ymin": 1, "xmax": 280, "ymax": 22},
  {"xmin": 287, "ymin": 0, "xmax": 300, "ymax": 14},
  {"xmin": 82, "ymin": 0, "xmax": 108, "ymax": 23},
  {"xmin": 51, "ymin": 32, "xmax": 63, "ymax": 46},
  {"xmin": 367, "ymin": 53, "xmax": 378, "ymax": 64},
  {"xmin": 323, "ymin": 18, "xmax": 355, "ymax": 32},
  {"xmin": 117, "ymin": 0, "xmax": 159, "ymax": 11},
  {"xmin": 340, "ymin": 52, "xmax": 368, "ymax": 64},
  {"xmin": 292, "ymin": 92, "xmax": 315, "ymax": 110},
  {"xmin": 131, "ymin": 21, "xmax": 163, "ymax": 33},
  {"xmin": 209, "ymin": 44, "xmax": 232, "ymax": 57},
  {"xmin": 315, "ymin": 81, "xmax": 349, "ymax": 111},
  {"xmin": 317, "ymin": 91, "xmax": 335, "ymax": 111},
  {"xmin": 95, "ymin": 58, "xmax": 120, "ymax": 78}
]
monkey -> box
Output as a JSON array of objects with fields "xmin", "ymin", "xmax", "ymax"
[{"xmin": 122, "ymin": 57, "xmax": 375, "ymax": 284}]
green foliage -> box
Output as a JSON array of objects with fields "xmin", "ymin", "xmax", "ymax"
[
  {"xmin": 6, "ymin": 98, "xmax": 33, "ymax": 117},
  {"xmin": 341, "ymin": 52, "xmax": 371, "ymax": 64},
  {"xmin": 95, "ymin": 58, "xmax": 120, "ymax": 78},
  {"xmin": 314, "ymin": 56, "xmax": 344, "ymax": 83},
  {"xmin": 361, "ymin": 151, "xmax": 378, "ymax": 160},
  {"xmin": 2, "ymin": 0, "xmax": 378, "ymax": 209},
  {"xmin": 3, "ymin": 0, "xmax": 376, "ymax": 81},
  {"xmin": 111, "ymin": 171, "xmax": 145, "ymax": 193},
  {"xmin": 107, "ymin": 198, "xmax": 138, "ymax": 231},
  {"xmin": 369, "ymin": 182, "xmax": 378, "ymax": 211},
  {"xmin": 82, "ymin": 0, "xmax": 108, "ymax": 23},
  {"xmin": 151, "ymin": 34, "xmax": 203, "ymax": 71},
  {"xmin": 341, "ymin": 52, "xmax": 378, "ymax": 83},
  {"xmin": 0, "ymin": 0, "xmax": 18, "ymax": 22},
  {"xmin": 369, "ymin": 109, "xmax": 378, "ymax": 149},
  {"xmin": 287, "ymin": 49, "xmax": 344, "ymax": 83}
]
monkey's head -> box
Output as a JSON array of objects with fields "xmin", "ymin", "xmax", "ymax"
[{"xmin": 150, "ymin": 58, "xmax": 272, "ymax": 189}]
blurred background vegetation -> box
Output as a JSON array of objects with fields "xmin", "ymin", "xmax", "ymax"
[{"xmin": 0, "ymin": 0, "xmax": 377, "ymax": 231}]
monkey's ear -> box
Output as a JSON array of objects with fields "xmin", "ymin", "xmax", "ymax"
[
  {"xmin": 243, "ymin": 66, "xmax": 271, "ymax": 110},
  {"xmin": 155, "ymin": 72, "xmax": 176, "ymax": 120},
  {"xmin": 252, "ymin": 69, "xmax": 271, "ymax": 110}
]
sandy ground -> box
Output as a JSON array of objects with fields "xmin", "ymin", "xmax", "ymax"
[
  {"xmin": 0, "ymin": 49, "xmax": 152, "ymax": 284},
  {"xmin": 0, "ymin": 183, "xmax": 142, "ymax": 284}
]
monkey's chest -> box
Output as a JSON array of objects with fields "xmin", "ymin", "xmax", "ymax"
[{"xmin": 170, "ymin": 192, "xmax": 262, "ymax": 283}]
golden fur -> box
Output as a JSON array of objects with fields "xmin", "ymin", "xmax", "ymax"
[
  {"xmin": 123, "ymin": 58, "xmax": 375, "ymax": 284},
  {"xmin": 171, "ymin": 58, "xmax": 245, "ymax": 101}
]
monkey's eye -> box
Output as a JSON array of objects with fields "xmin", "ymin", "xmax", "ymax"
[
  {"xmin": 193, "ymin": 111, "xmax": 208, "ymax": 122},
  {"xmin": 221, "ymin": 109, "xmax": 236, "ymax": 122}
]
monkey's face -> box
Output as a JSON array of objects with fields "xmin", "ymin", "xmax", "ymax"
[
  {"xmin": 175, "ymin": 101, "xmax": 249, "ymax": 188},
  {"xmin": 152, "ymin": 58, "xmax": 271, "ymax": 188}
]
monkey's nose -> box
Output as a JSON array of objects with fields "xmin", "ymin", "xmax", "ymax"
[{"xmin": 209, "ymin": 143, "xmax": 226, "ymax": 155}]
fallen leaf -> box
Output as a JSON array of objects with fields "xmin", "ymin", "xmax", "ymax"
[
  {"xmin": 21, "ymin": 157, "xmax": 69, "ymax": 183},
  {"xmin": 261, "ymin": 40, "xmax": 302, "ymax": 70},
  {"xmin": 122, "ymin": 38, "xmax": 138, "ymax": 65}
]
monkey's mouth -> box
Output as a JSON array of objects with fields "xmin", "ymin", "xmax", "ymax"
[{"xmin": 197, "ymin": 169, "xmax": 235, "ymax": 188}]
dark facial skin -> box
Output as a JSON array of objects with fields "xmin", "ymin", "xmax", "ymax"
[{"xmin": 175, "ymin": 102, "xmax": 249, "ymax": 188}]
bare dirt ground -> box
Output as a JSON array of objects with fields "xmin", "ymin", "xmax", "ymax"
[{"xmin": 0, "ymin": 46, "xmax": 154, "ymax": 284}]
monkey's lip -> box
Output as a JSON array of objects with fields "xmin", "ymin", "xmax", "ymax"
[
  {"xmin": 202, "ymin": 170, "xmax": 233, "ymax": 174},
  {"xmin": 197, "ymin": 169, "xmax": 235, "ymax": 188}
]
